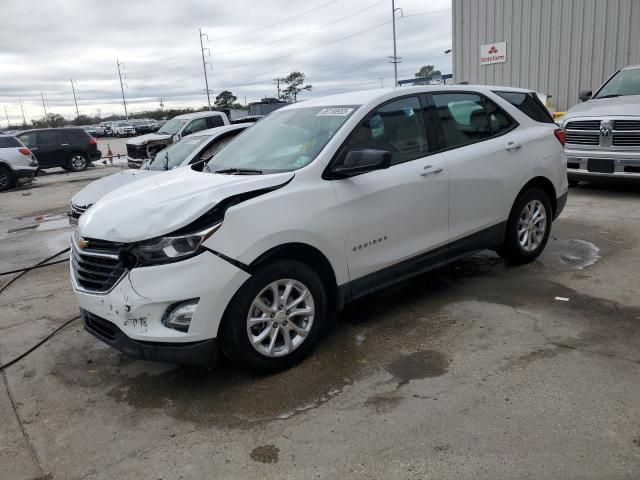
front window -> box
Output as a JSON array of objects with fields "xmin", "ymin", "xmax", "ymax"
[
  {"xmin": 594, "ymin": 68, "xmax": 640, "ymax": 99},
  {"xmin": 146, "ymin": 135, "xmax": 208, "ymax": 171},
  {"xmin": 158, "ymin": 119, "xmax": 188, "ymax": 135},
  {"xmin": 207, "ymin": 106, "xmax": 358, "ymax": 174}
]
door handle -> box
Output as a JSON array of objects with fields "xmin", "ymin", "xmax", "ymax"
[
  {"xmin": 30, "ymin": 147, "xmax": 38, "ymax": 150},
  {"xmin": 61, "ymin": 143, "xmax": 70, "ymax": 146},
  {"xmin": 420, "ymin": 165, "xmax": 444, "ymax": 176},
  {"xmin": 505, "ymin": 142, "xmax": 522, "ymax": 151}
]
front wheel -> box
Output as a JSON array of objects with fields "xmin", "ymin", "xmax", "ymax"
[
  {"xmin": 220, "ymin": 260, "xmax": 328, "ymax": 373},
  {"xmin": 68, "ymin": 153, "xmax": 88, "ymax": 172},
  {"xmin": 497, "ymin": 188, "xmax": 553, "ymax": 264}
]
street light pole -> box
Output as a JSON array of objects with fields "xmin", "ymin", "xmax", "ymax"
[
  {"xmin": 200, "ymin": 28, "xmax": 212, "ymax": 111},
  {"xmin": 19, "ymin": 99, "xmax": 26, "ymax": 126},
  {"xmin": 117, "ymin": 60, "xmax": 128, "ymax": 119},
  {"xmin": 389, "ymin": 0, "xmax": 403, "ymax": 87}
]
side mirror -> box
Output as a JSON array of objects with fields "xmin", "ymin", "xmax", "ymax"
[
  {"xmin": 331, "ymin": 149, "xmax": 391, "ymax": 178},
  {"xmin": 578, "ymin": 90, "xmax": 592, "ymax": 102}
]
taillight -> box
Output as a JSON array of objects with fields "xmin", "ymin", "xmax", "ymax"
[
  {"xmin": 88, "ymin": 137, "xmax": 97, "ymax": 145},
  {"xmin": 554, "ymin": 128, "xmax": 566, "ymax": 146},
  {"xmin": 18, "ymin": 148, "xmax": 31, "ymax": 155}
]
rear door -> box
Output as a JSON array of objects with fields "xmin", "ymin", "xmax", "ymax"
[
  {"xmin": 428, "ymin": 91, "xmax": 529, "ymax": 240},
  {"xmin": 330, "ymin": 95, "xmax": 450, "ymax": 284},
  {"xmin": 32, "ymin": 131, "xmax": 69, "ymax": 167}
]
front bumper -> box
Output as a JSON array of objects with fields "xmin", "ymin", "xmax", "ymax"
[
  {"xmin": 127, "ymin": 157, "xmax": 144, "ymax": 169},
  {"xmin": 566, "ymin": 147, "xmax": 640, "ymax": 180},
  {"xmin": 71, "ymin": 249, "xmax": 250, "ymax": 364}
]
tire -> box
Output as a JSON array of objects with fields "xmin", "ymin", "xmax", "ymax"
[
  {"xmin": 220, "ymin": 260, "xmax": 328, "ymax": 373},
  {"xmin": 568, "ymin": 179, "xmax": 580, "ymax": 187},
  {"xmin": 497, "ymin": 188, "xmax": 553, "ymax": 264},
  {"xmin": 0, "ymin": 165, "xmax": 14, "ymax": 192},
  {"xmin": 67, "ymin": 153, "xmax": 88, "ymax": 172}
]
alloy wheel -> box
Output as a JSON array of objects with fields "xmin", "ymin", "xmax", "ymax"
[
  {"xmin": 71, "ymin": 155, "xmax": 86, "ymax": 170},
  {"xmin": 518, "ymin": 199, "xmax": 547, "ymax": 252},
  {"xmin": 246, "ymin": 279, "xmax": 315, "ymax": 357}
]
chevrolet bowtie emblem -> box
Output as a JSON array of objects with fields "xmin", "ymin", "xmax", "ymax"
[{"xmin": 78, "ymin": 238, "xmax": 89, "ymax": 249}]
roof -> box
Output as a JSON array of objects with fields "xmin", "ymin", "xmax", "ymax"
[
  {"xmin": 188, "ymin": 123, "xmax": 251, "ymax": 138},
  {"xmin": 622, "ymin": 64, "xmax": 640, "ymax": 70},
  {"xmin": 173, "ymin": 111, "xmax": 227, "ymax": 120},
  {"xmin": 16, "ymin": 127, "xmax": 85, "ymax": 134},
  {"xmin": 282, "ymin": 85, "xmax": 537, "ymax": 110}
]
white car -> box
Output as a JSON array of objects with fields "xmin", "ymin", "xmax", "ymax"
[
  {"xmin": 71, "ymin": 86, "xmax": 567, "ymax": 372},
  {"xmin": 68, "ymin": 124, "xmax": 250, "ymax": 223},
  {"xmin": 112, "ymin": 121, "xmax": 136, "ymax": 137}
]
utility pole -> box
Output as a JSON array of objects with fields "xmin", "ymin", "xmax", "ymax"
[
  {"xmin": 390, "ymin": 0, "xmax": 403, "ymax": 87},
  {"xmin": 18, "ymin": 99, "xmax": 26, "ymax": 126},
  {"xmin": 70, "ymin": 78, "xmax": 80, "ymax": 117},
  {"xmin": 159, "ymin": 98, "xmax": 165, "ymax": 111},
  {"xmin": 96, "ymin": 108, "xmax": 102, "ymax": 119},
  {"xmin": 273, "ymin": 78, "xmax": 281, "ymax": 99},
  {"xmin": 40, "ymin": 91, "xmax": 48, "ymax": 126},
  {"xmin": 199, "ymin": 28, "xmax": 212, "ymax": 111},
  {"xmin": 378, "ymin": 77, "xmax": 385, "ymax": 88},
  {"xmin": 4, "ymin": 106, "xmax": 10, "ymax": 128},
  {"xmin": 117, "ymin": 60, "xmax": 129, "ymax": 119}
]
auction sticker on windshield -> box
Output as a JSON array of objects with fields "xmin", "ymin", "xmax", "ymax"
[{"xmin": 316, "ymin": 107, "xmax": 354, "ymax": 116}]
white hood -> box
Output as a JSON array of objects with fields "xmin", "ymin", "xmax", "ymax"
[
  {"xmin": 71, "ymin": 169, "xmax": 157, "ymax": 207},
  {"xmin": 126, "ymin": 132, "xmax": 172, "ymax": 146},
  {"xmin": 563, "ymin": 95, "xmax": 640, "ymax": 122},
  {"xmin": 78, "ymin": 168, "xmax": 294, "ymax": 243}
]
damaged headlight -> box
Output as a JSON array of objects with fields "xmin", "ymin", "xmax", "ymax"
[{"xmin": 130, "ymin": 222, "xmax": 222, "ymax": 266}]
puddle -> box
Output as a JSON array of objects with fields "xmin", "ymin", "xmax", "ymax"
[
  {"xmin": 386, "ymin": 350, "xmax": 449, "ymax": 386},
  {"xmin": 544, "ymin": 238, "xmax": 601, "ymax": 270}
]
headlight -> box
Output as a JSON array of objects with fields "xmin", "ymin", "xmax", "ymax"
[{"xmin": 130, "ymin": 222, "xmax": 221, "ymax": 265}]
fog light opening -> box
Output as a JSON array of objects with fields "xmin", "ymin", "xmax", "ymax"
[{"xmin": 162, "ymin": 299, "xmax": 199, "ymax": 332}]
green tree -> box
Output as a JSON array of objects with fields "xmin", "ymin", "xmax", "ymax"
[
  {"xmin": 415, "ymin": 65, "xmax": 442, "ymax": 78},
  {"xmin": 280, "ymin": 71, "xmax": 312, "ymax": 102},
  {"xmin": 71, "ymin": 115, "xmax": 93, "ymax": 126},
  {"xmin": 214, "ymin": 90, "xmax": 238, "ymax": 110},
  {"xmin": 31, "ymin": 113, "xmax": 65, "ymax": 128}
]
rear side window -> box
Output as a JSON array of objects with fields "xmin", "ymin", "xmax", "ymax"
[
  {"xmin": 0, "ymin": 136, "xmax": 21, "ymax": 148},
  {"xmin": 36, "ymin": 130, "xmax": 67, "ymax": 144},
  {"xmin": 494, "ymin": 91, "xmax": 554, "ymax": 123},
  {"xmin": 341, "ymin": 96, "xmax": 429, "ymax": 166},
  {"xmin": 64, "ymin": 129, "xmax": 89, "ymax": 141},
  {"xmin": 432, "ymin": 93, "xmax": 514, "ymax": 149},
  {"xmin": 17, "ymin": 132, "xmax": 36, "ymax": 147},
  {"xmin": 206, "ymin": 115, "xmax": 225, "ymax": 128}
]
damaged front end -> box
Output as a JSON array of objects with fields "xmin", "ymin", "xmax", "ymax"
[{"xmin": 126, "ymin": 136, "xmax": 173, "ymax": 169}]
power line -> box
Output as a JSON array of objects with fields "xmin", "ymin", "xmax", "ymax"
[
  {"xmin": 125, "ymin": 45, "xmax": 200, "ymax": 71},
  {"xmin": 211, "ymin": 0, "xmax": 341, "ymax": 42}
]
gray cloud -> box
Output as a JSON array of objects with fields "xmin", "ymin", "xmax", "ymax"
[{"xmin": 0, "ymin": 0, "xmax": 452, "ymax": 122}]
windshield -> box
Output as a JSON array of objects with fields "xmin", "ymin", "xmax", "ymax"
[
  {"xmin": 146, "ymin": 135, "xmax": 208, "ymax": 171},
  {"xmin": 594, "ymin": 68, "xmax": 640, "ymax": 98},
  {"xmin": 207, "ymin": 106, "xmax": 358, "ymax": 174},
  {"xmin": 158, "ymin": 118, "xmax": 188, "ymax": 135}
]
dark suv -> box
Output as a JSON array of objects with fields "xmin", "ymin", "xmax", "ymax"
[{"xmin": 16, "ymin": 128, "xmax": 102, "ymax": 171}]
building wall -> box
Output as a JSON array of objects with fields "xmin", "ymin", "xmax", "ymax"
[{"xmin": 453, "ymin": 0, "xmax": 640, "ymax": 111}]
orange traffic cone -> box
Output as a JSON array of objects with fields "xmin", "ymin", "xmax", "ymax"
[{"xmin": 106, "ymin": 144, "xmax": 114, "ymax": 165}]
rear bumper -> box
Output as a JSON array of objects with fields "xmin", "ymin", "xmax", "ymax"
[
  {"xmin": 89, "ymin": 151, "xmax": 102, "ymax": 161},
  {"xmin": 14, "ymin": 166, "xmax": 38, "ymax": 180},
  {"xmin": 82, "ymin": 310, "xmax": 218, "ymax": 367},
  {"xmin": 555, "ymin": 192, "xmax": 568, "ymax": 219}
]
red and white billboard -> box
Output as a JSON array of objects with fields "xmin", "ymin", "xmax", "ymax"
[{"xmin": 480, "ymin": 42, "xmax": 507, "ymax": 65}]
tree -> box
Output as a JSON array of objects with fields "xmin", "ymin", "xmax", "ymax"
[
  {"xmin": 214, "ymin": 90, "xmax": 237, "ymax": 110},
  {"xmin": 71, "ymin": 115, "xmax": 93, "ymax": 126},
  {"xmin": 415, "ymin": 65, "xmax": 442, "ymax": 79},
  {"xmin": 31, "ymin": 113, "xmax": 65, "ymax": 128},
  {"xmin": 280, "ymin": 71, "xmax": 312, "ymax": 102}
]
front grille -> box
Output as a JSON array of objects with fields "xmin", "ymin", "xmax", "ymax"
[
  {"xmin": 126, "ymin": 144, "xmax": 147, "ymax": 159},
  {"xmin": 565, "ymin": 120, "xmax": 600, "ymax": 131},
  {"xmin": 82, "ymin": 311, "xmax": 121, "ymax": 341},
  {"xmin": 613, "ymin": 134, "xmax": 640, "ymax": 147},
  {"xmin": 613, "ymin": 120, "xmax": 640, "ymax": 131},
  {"xmin": 71, "ymin": 235, "xmax": 127, "ymax": 293},
  {"xmin": 68, "ymin": 202, "xmax": 90, "ymax": 221},
  {"xmin": 565, "ymin": 133, "xmax": 600, "ymax": 145}
]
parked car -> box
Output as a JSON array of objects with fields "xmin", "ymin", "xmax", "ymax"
[
  {"xmin": 0, "ymin": 136, "xmax": 38, "ymax": 191},
  {"xmin": 562, "ymin": 64, "xmax": 640, "ymax": 185},
  {"xmin": 99, "ymin": 121, "xmax": 114, "ymax": 136},
  {"xmin": 130, "ymin": 119, "xmax": 155, "ymax": 135},
  {"xmin": 126, "ymin": 111, "xmax": 229, "ymax": 168},
  {"xmin": 68, "ymin": 124, "xmax": 251, "ymax": 223},
  {"xmin": 111, "ymin": 121, "xmax": 136, "ymax": 137},
  {"xmin": 94, "ymin": 125, "xmax": 107, "ymax": 137},
  {"xmin": 71, "ymin": 85, "xmax": 567, "ymax": 372},
  {"xmin": 16, "ymin": 128, "xmax": 101, "ymax": 171},
  {"xmin": 81, "ymin": 125, "xmax": 99, "ymax": 137}
]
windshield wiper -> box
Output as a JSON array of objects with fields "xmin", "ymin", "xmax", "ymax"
[
  {"xmin": 595, "ymin": 94, "xmax": 621, "ymax": 99},
  {"xmin": 213, "ymin": 168, "xmax": 263, "ymax": 175}
]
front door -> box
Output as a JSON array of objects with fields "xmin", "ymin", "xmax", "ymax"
[{"xmin": 330, "ymin": 95, "xmax": 449, "ymax": 286}]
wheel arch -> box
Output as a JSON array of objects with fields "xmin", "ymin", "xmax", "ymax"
[
  {"xmin": 515, "ymin": 176, "xmax": 558, "ymax": 217},
  {"xmin": 249, "ymin": 242, "xmax": 339, "ymax": 312}
]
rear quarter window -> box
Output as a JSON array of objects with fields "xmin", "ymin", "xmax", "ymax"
[
  {"xmin": 0, "ymin": 136, "xmax": 21, "ymax": 148},
  {"xmin": 206, "ymin": 115, "xmax": 225, "ymax": 128},
  {"xmin": 493, "ymin": 91, "xmax": 555, "ymax": 124}
]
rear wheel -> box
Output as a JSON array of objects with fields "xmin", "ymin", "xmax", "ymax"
[
  {"xmin": 67, "ymin": 153, "xmax": 88, "ymax": 172},
  {"xmin": 497, "ymin": 188, "xmax": 553, "ymax": 264},
  {"xmin": 220, "ymin": 260, "xmax": 328, "ymax": 373},
  {"xmin": 0, "ymin": 165, "xmax": 14, "ymax": 192}
]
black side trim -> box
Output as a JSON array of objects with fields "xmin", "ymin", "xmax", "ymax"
[
  {"xmin": 338, "ymin": 222, "xmax": 505, "ymax": 305},
  {"xmin": 204, "ymin": 248, "xmax": 250, "ymax": 272},
  {"xmin": 555, "ymin": 192, "xmax": 568, "ymax": 219},
  {"xmin": 82, "ymin": 310, "xmax": 218, "ymax": 367}
]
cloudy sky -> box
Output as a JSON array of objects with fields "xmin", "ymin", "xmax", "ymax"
[{"xmin": 0, "ymin": 0, "xmax": 452, "ymax": 123}]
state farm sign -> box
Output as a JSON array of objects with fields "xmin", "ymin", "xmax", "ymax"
[{"xmin": 480, "ymin": 41, "xmax": 507, "ymax": 65}]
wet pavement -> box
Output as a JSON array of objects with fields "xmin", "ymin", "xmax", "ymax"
[{"xmin": 1, "ymin": 180, "xmax": 640, "ymax": 479}]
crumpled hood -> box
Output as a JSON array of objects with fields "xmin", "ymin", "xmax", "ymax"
[
  {"xmin": 126, "ymin": 132, "xmax": 172, "ymax": 146},
  {"xmin": 563, "ymin": 95, "xmax": 640, "ymax": 122},
  {"xmin": 71, "ymin": 169, "xmax": 158, "ymax": 207},
  {"xmin": 78, "ymin": 168, "xmax": 295, "ymax": 243}
]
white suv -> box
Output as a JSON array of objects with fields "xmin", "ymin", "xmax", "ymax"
[{"xmin": 71, "ymin": 86, "xmax": 568, "ymax": 372}]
